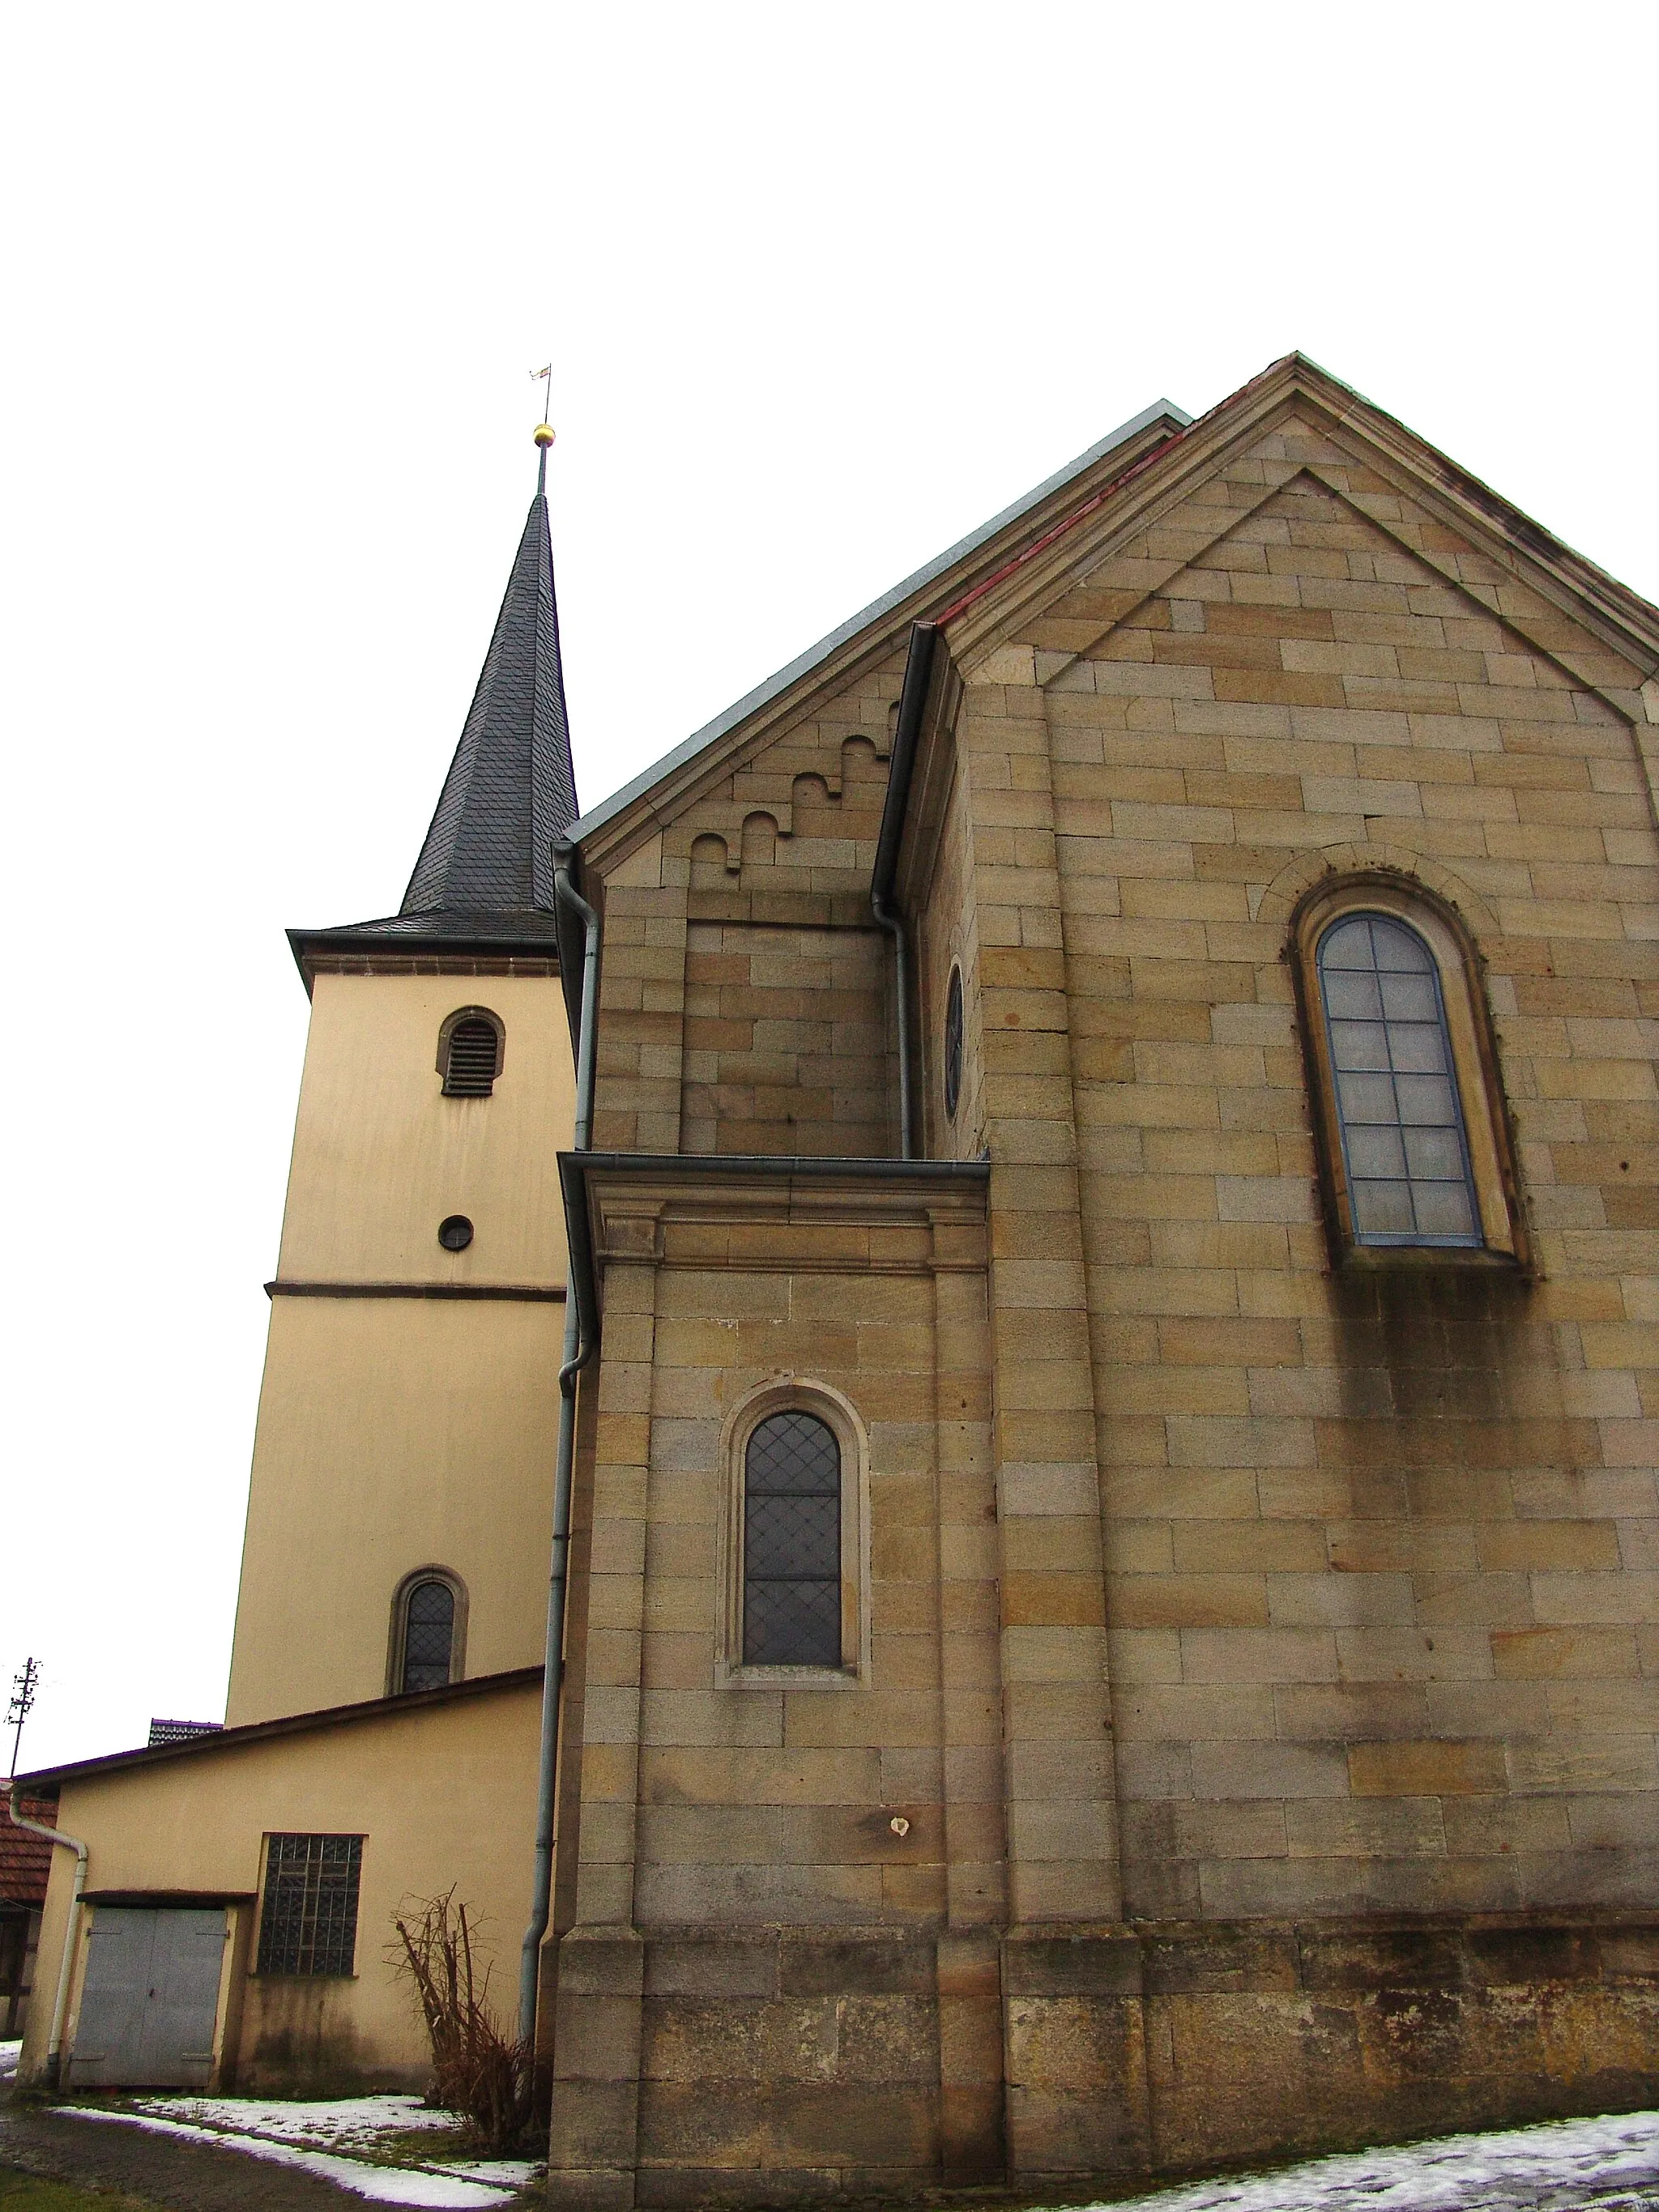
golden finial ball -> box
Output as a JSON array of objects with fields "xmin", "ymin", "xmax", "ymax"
[{"xmin": 533, "ymin": 424, "xmax": 557, "ymax": 448}]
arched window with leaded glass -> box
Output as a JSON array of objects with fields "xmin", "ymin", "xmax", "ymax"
[
  {"xmin": 1292, "ymin": 880, "xmax": 1526, "ymax": 1266},
  {"xmin": 389, "ymin": 1570, "xmax": 467, "ymax": 1695},
  {"xmin": 742, "ymin": 1411, "xmax": 842, "ymax": 1667},
  {"xmin": 1316, "ymin": 912, "xmax": 1480, "ymax": 1246}
]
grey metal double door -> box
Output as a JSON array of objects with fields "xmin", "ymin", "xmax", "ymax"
[{"xmin": 73, "ymin": 1907, "xmax": 226, "ymax": 2086}]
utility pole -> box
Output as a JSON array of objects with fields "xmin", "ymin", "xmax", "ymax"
[{"xmin": 7, "ymin": 1656, "xmax": 40, "ymax": 1778}]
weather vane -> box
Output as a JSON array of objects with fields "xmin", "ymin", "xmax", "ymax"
[
  {"xmin": 7, "ymin": 1656, "xmax": 40, "ymax": 1777},
  {"xmin": 530, "ymin": 364, "xmax": 555, "ymax": 488}
]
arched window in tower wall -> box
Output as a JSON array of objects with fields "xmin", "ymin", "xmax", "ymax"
[
  {"xmin": 437, "ymin": 1008, "xmax": 504, "ymax": 1097},
  {"xmin": 743, "ymin": 1411, "xmax": 842, "ymax": 1667},
  {"xmin": 390, "ymin": 1573, "xmax": 465, "ymax": 1694}
]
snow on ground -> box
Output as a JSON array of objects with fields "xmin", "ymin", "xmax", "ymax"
[
  {"xmin": 40, "ymin": 2097, "xmax": 1659, "ymax": 2212},
  {"xmin": 53, "ymin": 2104, "xmax": 539, "ymax": 2207},
  {"xmin": 130, "ymin": 2091, "xmax": 540, "ymax": 2185},
  {"xmin": 0, "ymin": 2039, "xmax": 20, "ymax": 2081},
  {"xmin": 1076, "ymin": 2110, "xmax": 1659, "ymax": 2212},
  {"xmin": 137, "ymin": 2092, "xmax": 458, "ymax": 2150}
]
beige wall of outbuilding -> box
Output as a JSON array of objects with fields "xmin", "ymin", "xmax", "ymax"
[{"xmin": 22, "ymin": 1682, "xmax": 542, "ymax": 2094}]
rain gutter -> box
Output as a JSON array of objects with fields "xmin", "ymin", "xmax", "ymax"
[
  {"xmin": 870, "ymin": 623, "xmax": 938, "ymax": 1161},
  {"xmin": 518, "ymin": 841, "xmax": 601, "ymax": 2046},
  {"xmin": 7, "ymin": 1781, "xmax": 87, "ymax": 2089}
]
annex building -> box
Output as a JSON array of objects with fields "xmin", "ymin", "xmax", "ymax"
[{"xmin": 14, "ymin": 355, "xmax": 1659, "ymax": 2203}]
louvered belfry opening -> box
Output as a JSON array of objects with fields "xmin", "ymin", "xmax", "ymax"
[
  {"xmin": 441, "ymin": 1011, "xmax": 502, "ymax": 1097},
  {"xmin": 743, "ymin": 1411, "xmax": 842, "ymax": 1666}
]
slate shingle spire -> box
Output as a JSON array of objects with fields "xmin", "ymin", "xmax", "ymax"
[
  {"xmin": 288, "ymin": 437, "xmax": 579, "ymax": 969},
  {"xmin": 400, "ymin": 455, "xmax": 578, "ymax": 925}
]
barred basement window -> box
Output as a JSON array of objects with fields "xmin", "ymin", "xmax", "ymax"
[
  {"xmin": 437, "ymin": 1008, "xmax": 504, "ymax": 1097},
  {"xmin": 256, "ymin": 1835, "xmax": 363, "ymax": 1976},
  {"xmin": 743, "ymin": 1411, "xmax": 842, "ymax": 1666}
]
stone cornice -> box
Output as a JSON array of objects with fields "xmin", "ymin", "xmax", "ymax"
[{"xmin": 573, "ymin": 1153, "xmax": 989, "ymax": 1277}]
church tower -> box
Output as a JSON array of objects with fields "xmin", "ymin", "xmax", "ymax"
[{"xmin": 226, "ymin": 444, "xmax": 579, "ymax": 1727}]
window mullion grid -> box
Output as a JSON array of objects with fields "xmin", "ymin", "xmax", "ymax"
[{"xmin": 1323, "ymin": 913, "xmax": 1480, "ymax": 1249}]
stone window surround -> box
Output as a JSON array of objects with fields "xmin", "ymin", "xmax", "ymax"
[
  {"xmin": 714, "ymin": 1375, "xmax": 872, "ymax": 1693},
  {"xmin": 1290, "ymin": 872, "xmax": 1526, "ymax": 1268},
  {"xmin": 434, "ymin": 1004, "xmax": 505, "ymax": 1094},
  {"xmin": 384, "ymin": 1563, "xmax": 469, "ymax": 1698}
]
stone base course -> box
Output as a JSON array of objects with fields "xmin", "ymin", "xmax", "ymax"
[{"xmin": 545, "ymin": 1914, "xmax": 1659, "ymax": 2208}]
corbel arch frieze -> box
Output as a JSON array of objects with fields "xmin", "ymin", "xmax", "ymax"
[
  {"xmin": 679, "ymin": 809, "xmax": 785, "ymax": 877},
  {"xmin": 670, "ymin": 733, "xmax": 897, "ymax": 875}
]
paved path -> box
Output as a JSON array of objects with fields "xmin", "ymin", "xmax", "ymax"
[{"xmin": 0, "ymin": 2096, "xmax": 371, "ymax": 2210}]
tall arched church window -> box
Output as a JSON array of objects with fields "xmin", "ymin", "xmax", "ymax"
[
  {"xmin": 389, "ymin": 1570, "xmax": 467, "ymax": 1694},
  {"xmin": 1294, "ymin": 881, "xmax": 1525, "ymax": 1264},
  {"xmin": 437, "ymin": 1008, "xmax": 504, "ymax": 1097},
  {"xmin": 1317, "ymin": 914, "xmax": 1478, "ymax": 1245},
  {"xmin": 743, "ymin": 1411, "xmax": 842, "ymax": 1667}
]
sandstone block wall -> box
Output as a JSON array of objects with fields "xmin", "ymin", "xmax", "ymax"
[
  {"xmin": 975, "ymin": 408, "xmax": 1659, "ymax": 1931},
  {"xmin": 548, "ymin": 1169, "xmax": 998, "ymax": 2202},
  {"xmin": 551, "ymin": 373, "xmax": 1659, "ymax": 2203}
]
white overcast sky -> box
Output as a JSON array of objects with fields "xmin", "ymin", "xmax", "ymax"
[{"xmin": 3, "ymin": 3, "xmax": 1656, "ymax": 1775}]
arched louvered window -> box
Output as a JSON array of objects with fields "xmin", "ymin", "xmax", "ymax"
[
  {"xmin": 1316, "ymin": 913, "xmax": 1480, "ymax": 1247},
  {"xmin": 437, "ymin": 1008, "xmax": 504, "ymax": 1098},
  {"xmin": 394, "ymin": 1575, "xmax": 462, "ymax": 1694},
  {"xmin": 743, "ymin": 1411, "xmax": 842, "ymax": 1667}
]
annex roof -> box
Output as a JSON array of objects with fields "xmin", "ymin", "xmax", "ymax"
[
  {"xmin": 564, "ymin": 397, "xmax": 1192, "ymax": 849},
  {"xmin": 15, "ymin": 1666, "xmax": 543, "ymax": 1792},
  {"xmin": 565, "ymin": 354, "xmax": 1659, "ymax": 872},
  {"xmin": 0, "ymin": 1793, "xmax": 58, "ymax": 1909}
]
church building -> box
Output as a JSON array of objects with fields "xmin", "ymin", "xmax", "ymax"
[{"xmin": 15, "ymin": 354, "xmax": 1659, "ymax": 2205}]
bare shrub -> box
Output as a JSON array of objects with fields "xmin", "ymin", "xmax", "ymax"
[{"xmin": 388, "ymin": 1888, "xmax": 544, "ymax": 2151}]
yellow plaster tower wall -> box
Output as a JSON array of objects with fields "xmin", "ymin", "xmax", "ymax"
[
  {"xmin": 278, "ymin": 971, "xmax": 574, "ymax": 1287},
  {"xmin": 228, "ymin": 967, "xmax": 575, "ymax": 1725}
]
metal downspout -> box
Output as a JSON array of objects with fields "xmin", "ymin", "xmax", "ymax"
[
  {"xmin": 8, "ymin": 1779, "xmax": 88, "ymax": 2089},
  {"xmin": 518, "ymin": 842, "xmax": 601, "ymax": 2047},
  {"xmin": 871, "ymin": 623, "xmax": 937, "ymax": 1161}
]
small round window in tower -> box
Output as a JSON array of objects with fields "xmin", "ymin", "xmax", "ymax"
[
  {"xmin": 437, "ymin": 1214, "xmax": 474, "ymax": 1251},
  {"xmin": 943, "ymin": 965, "xmax": 964, "ymax": 1123}
]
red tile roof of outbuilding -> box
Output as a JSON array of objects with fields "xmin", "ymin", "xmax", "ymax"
[{"xmin": 1, "ymin": 1794, "xmax": 60, "ymax": 1910}]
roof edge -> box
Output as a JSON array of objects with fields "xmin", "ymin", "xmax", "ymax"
[
  {"xmin": 565, "ymin": 398, "xmax": 1191, "ymax": 850},
  {"xmin": 287, "ymin": 920, "xmax": 564, "ymax": 991},
  {"xmin": 18, "ymin": 1664, "xmax": 544, "ymax": 1791},
  {"xmin": 572, "ymin": 1150, "xmax": 991, "ymax": 1183}
]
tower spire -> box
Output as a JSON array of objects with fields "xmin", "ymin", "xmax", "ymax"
[
  {"xmin": 288, "ymin": 426, "xmax": 581, "ymax": 973},
  {"xmin": 399, "ymin": 424, "xmax": 578, "ymax": 924}
]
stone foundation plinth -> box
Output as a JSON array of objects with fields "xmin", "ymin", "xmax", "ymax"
[{"xmin": 546, "ymin": 1915, "xmax": 1659, "ymax": 2208}]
